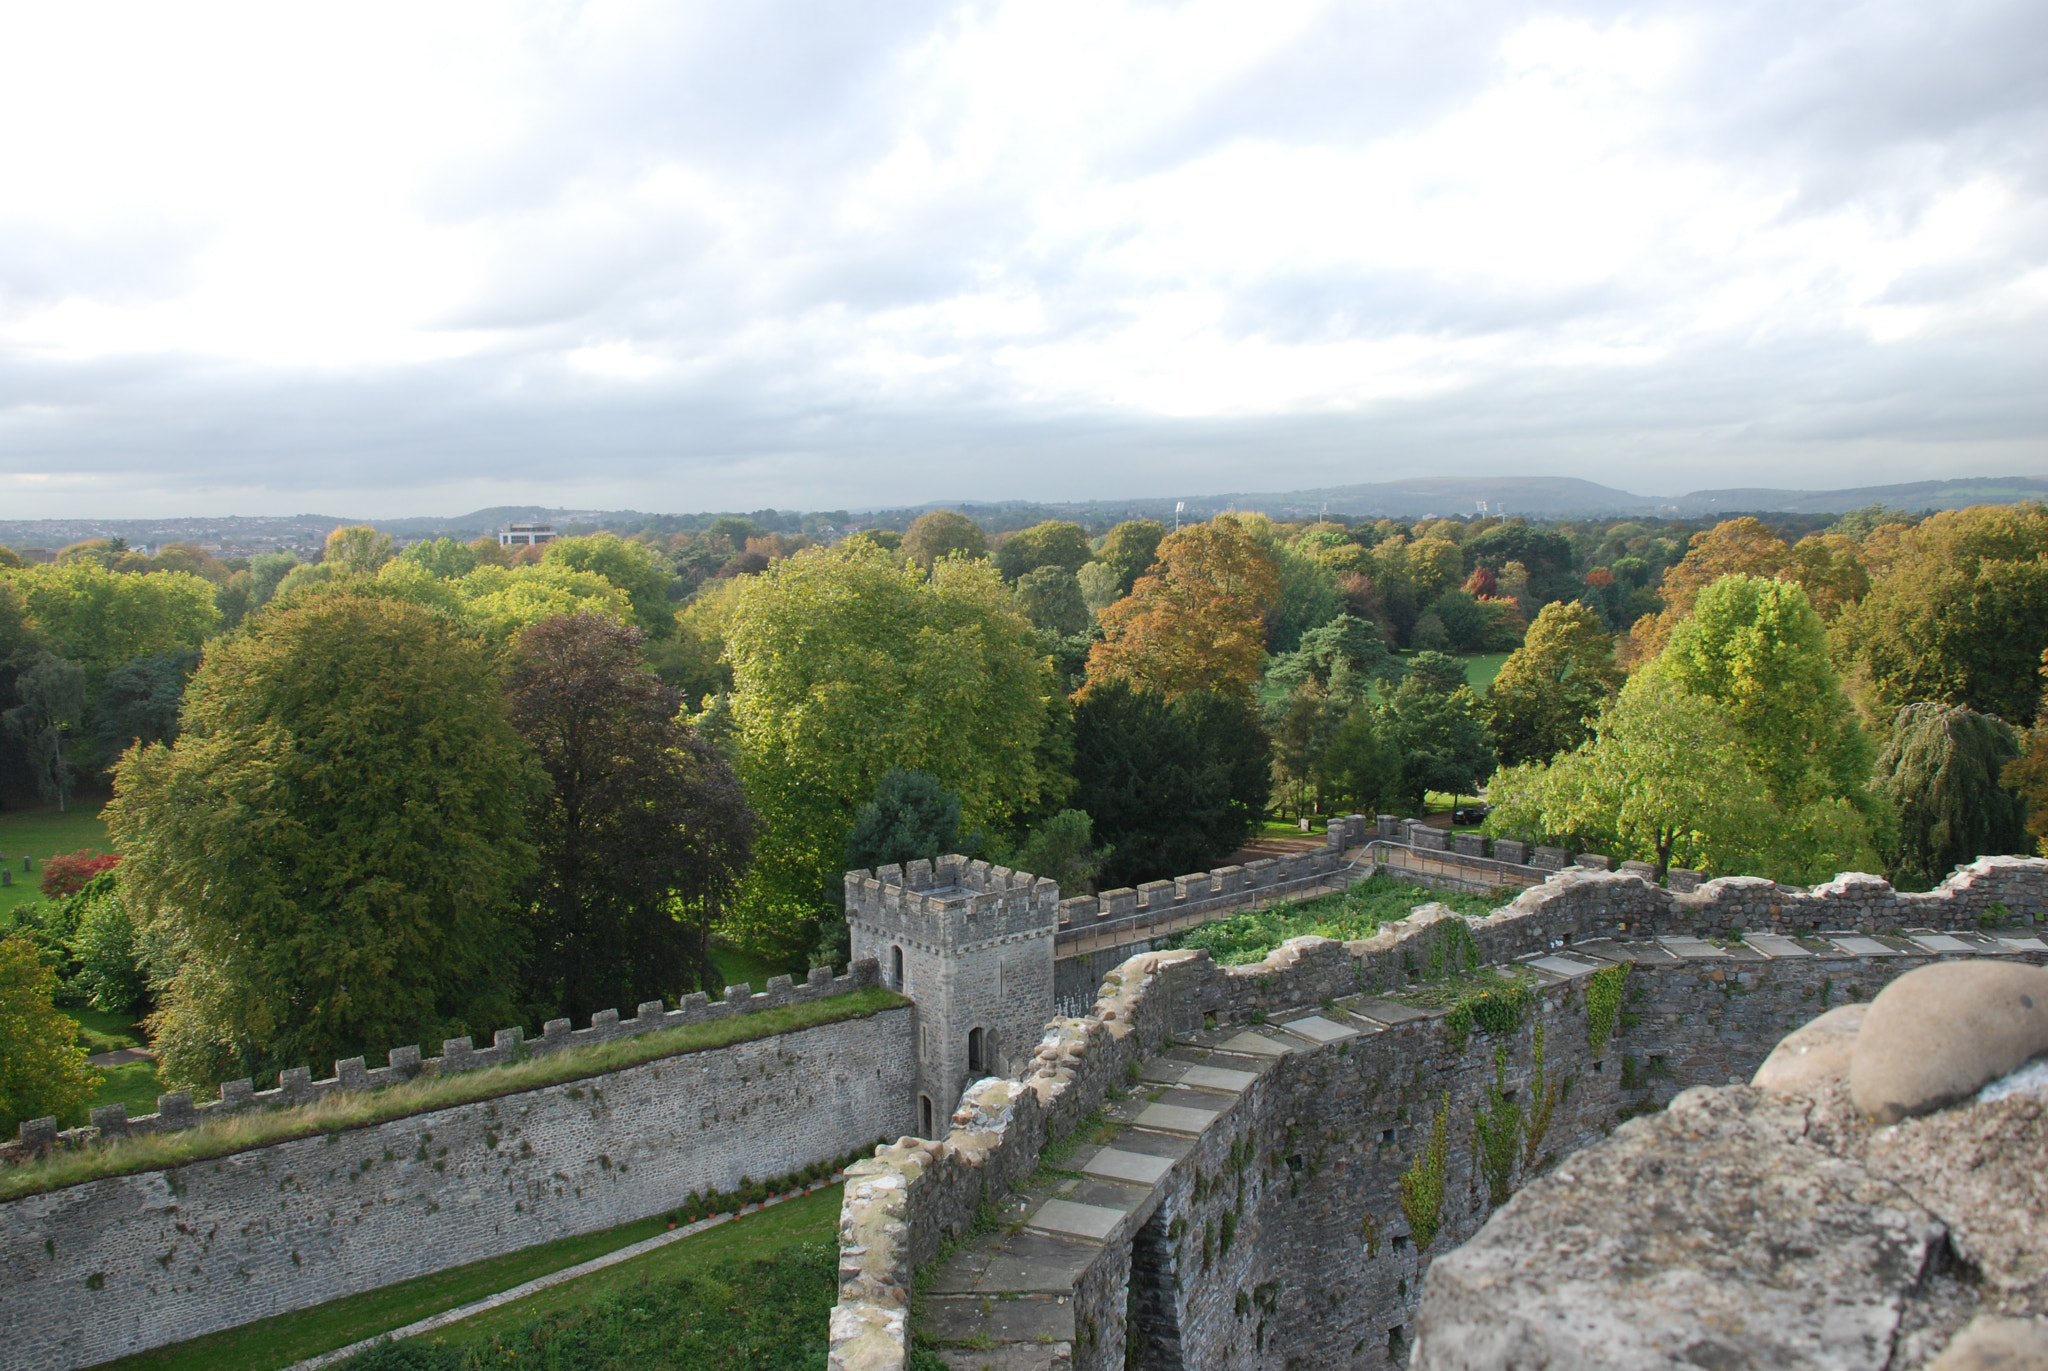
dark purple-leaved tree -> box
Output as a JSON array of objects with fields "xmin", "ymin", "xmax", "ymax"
[{"xmin": 507, "ymin": 613, "xmax": 756, "ymax": 1023}]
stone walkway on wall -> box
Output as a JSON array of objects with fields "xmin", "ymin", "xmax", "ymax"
[
  {"xmin": 917, "ymin": 1000, "xmax": 1421, "ymax": 1369},
  {"xmin": 915, "ymin": 922, "xmax": 2048, "ymax": 1370}
]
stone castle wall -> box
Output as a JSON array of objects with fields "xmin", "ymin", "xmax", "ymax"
[
  {"xmin": 6, "ymin": 964, "xmax": 883, "ymax": 1164},
  {"xmin": 831, "ymin": 857, "xmax": 2048, "ymax": 1371},
  {"xmin": 1, "ymin": 1006, "xmax": 917, "ymax": 1371}
]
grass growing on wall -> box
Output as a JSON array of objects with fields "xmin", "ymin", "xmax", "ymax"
[
  {"xmin": 0, "ymin": 987, "xmax": 907, "ymax": 1202},
  {"xmin": 1168, "ymin": 875, "xmax": 1500, "ymax": 966},
  {"xmin": 96, "ymin": 1186, "xmax": 843, "ymax": 1371}
]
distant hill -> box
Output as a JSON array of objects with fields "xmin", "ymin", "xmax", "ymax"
[
  {"xmin": 0, "ymin": 476, "xmax": 2040, "ymax": 554},
  {"xmin": 1669, "ymin": 477, "xmax": 2048, "ymax": 515}
]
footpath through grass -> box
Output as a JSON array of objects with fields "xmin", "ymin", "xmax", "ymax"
[
  {"xmin": 95, "ymin": 1185, "xmax": 842, "ymax": 1371},
  {"xmin": 1169, "ymin": 874, "xmax": 1504, "ymax": 966}
]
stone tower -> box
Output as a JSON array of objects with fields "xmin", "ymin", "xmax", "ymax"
[{"xmin": 844, "ymin": 855, "xmax": 1060, "ymax": 1137}]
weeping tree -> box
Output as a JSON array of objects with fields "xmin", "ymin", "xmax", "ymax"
[{"xmin": 1871, "ymin": 702, "xmax": 2029, "ymax": 890}]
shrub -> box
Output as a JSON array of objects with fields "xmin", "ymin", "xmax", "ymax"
[{"xmin": 38, "ymin": 851, "xmax": 120, "ymax": 900}]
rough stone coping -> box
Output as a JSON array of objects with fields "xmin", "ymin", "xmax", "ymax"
[{"xmin": 15, "ymin": 962, "xmax": 879, "ymax": 1157}]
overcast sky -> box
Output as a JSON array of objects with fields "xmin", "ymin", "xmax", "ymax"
[{"xmin": 1, "ymin": 0, "xmax": 2044, "ymax": 517}]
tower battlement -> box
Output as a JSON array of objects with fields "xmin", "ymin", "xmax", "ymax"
[{"xmin": 843, "ymin": 856, "xmax": 1062, "ymax": 950}]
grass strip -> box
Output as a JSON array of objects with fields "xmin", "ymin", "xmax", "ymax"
[
  {"xmin": 4, "ymin": 987, "xmax": 907, "ymax": 1202},
  {"xmin": 88, "ymin": 1187, "xmax": 842, "ymax": 1371}
]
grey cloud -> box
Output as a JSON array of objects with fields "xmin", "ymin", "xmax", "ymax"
[{"xmin": 1, "ymin": 0, "xmax": 2045, "ymax": 515}]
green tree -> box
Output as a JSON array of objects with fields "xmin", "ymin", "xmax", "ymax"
[
  {"xmin": 1070, "ymin": 680, "xmax": 1269, "ymax": 888},
  {"xmin": 1094, "ymin": 520, "xmax": 1166, "ymax": 598},
  {"xmin": 1872, "ymin": 702, "xmax": 2029, "ymax": 889},
  {"xmin": 107, "ymin": 591, "xmax": 539, "ymax": 1089},
  {"xmin": 1481, "ymin": 601, "xmax": 1625, "ymax": 766},
  {"xmin": 544, "ymin": 534, "xmax": 678, "ymax": 638},
  {"xmin": 399, "ymin": 537, "xmax": 481, "ymax": 580},
  {"xmin": 1405, "ymin": 651, "xmax": 1469, "ymax": 697},
  {"xmin": 5, "ymin": 653, "xmax": 85, "ymax": 809},
  {"xmin": 324, "ymin": 525, "xmax": 395, "ymax": 576},
  {"xmin": 1266, "ymin": 541, "xmax": 1343, "ymax": 654},
  {"xmin": 725, "ymin": 543, "xmax": 1055, "ymax": 956},
  {"xmin": 900, "ymin": 510, "xmax": 988, "ymax": 571},
  {"xmin": 1013, "ymin": 566, "xmax": 1093, "ymax": 636},
  {"xmin": 91, "ymin": 649, "xmax": 198, "ymax": 763},
  {"xmin": 507, "ymin": 614, "xmax": 755, "ymax": 1021},
  {"xmin": 1485, "ymin": 673, "xmax": 1776, "ymax": 879},
  {"xmin": 999, "ymin": 809, "xmax": 1109, "ymax": 895},
  {"xmin": 1266, "ymin": 614, "xmax": 1397, "ymax": 701},
  {"xmin": 995, "ymin": 521, "xmax": 1092, "ymax": 582},
  {"xmin": 0, "ymin": 936, "xmax": 101, "ymax": 1134},
  {"xmin": 4, "ymin": 560, "xmax": 219, "ymax": 683},
  {"xmin": 1651, "ymin": 575, "xmax": 1874, "ymax": 812},
  {"xmin": 1834, "ymin": 503, "xmax": 2048, "ymax": 724},
  {"xmin": 1385, "ymin": 679, "xmax": 1494, "ymax": 809},
  {"xmin": 844, "ymin": 768, "xmax": 964, "ymax": 872},
  {"xmin": 69, "ymin": 872, "xmax": 149, "ymax": 1016},
  {"xmin": 1318, "ymin": 702, "xmax": 1406, "ymax": 817}
]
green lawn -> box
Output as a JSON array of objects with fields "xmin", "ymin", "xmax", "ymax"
[
  {"xmin": 1459, "ymin": 652, "xmax": 1511, "ymax": 694},
  {"xmin": 0, "ymin": 794, "xmax": 112, "ymax": 923},
  {"xmin": 95, "ymin": 1185, "xmax": 841, "ymax": 1371}
]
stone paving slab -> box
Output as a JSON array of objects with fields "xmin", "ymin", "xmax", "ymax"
[
  {"xmin": 1829, "ymin": 935, "xmax": 1904, "ymax": 956},
  {"xmin": 1080, "ymin": 1146, "xmax": 1174, "ymax": 1185},
  {"xmin": 1659, "ymin": 936, "xmax": 1730, "ymax": 959},
  {"xmin": 937, "ymin": 1344, "xmax": 1071, "ymax": 1371},
  {"xmin": 1994, "ymin": 935, "xmax": 2047, "ymax": 951},
  {"xmin": 1277, "ymin": 1014, "xmax": 1359, "ymax": 1044},
  {"xmin": 1138, "ymin": 1059, "xmax": 1189, "ymax": 1084},
  {"xmin": 1909, "ymin": 933, "xmax": 1976, "ymax": 954},
  {"xmin": 1134, "ymin": 1101, "xmax": 1221, "ymax": 1134},
  {"xmin": 925, "ymin": 1293, "xmax": 1074, "ymax": 1345},
  {"xmin": 977, "ymin": 1232, "xmax": 1102, "ymax": 1293},
  {"xmin": 1743, "ymin": 934, "xmax": 1811, "ymax": 958},
  {"xmin": 1178, "ymin": 1064, "xmax": 1258, "ymax": 1092},
  {"xmin": 1077, "ymin": 1129, "xmax": 1192, "ymax": 1162},
  {"xmin": 1339, "ymin": 996, "xmax": 1433, "ymax": 1026},
  {"xmin": 1527, "ymin": 954, "xmax": 1603, "ymax": 978},
  {"xmin": 1601, "ymin": 942, "xmax": 1680, "ymax": 963},
  {"xmin": 1214, "ymin": 1030, "xmax": 1294, "ymax": 1056},
  {"xmin": 1027, "ymin": 1198, "xmax": 1126, "ymax": 1241}
]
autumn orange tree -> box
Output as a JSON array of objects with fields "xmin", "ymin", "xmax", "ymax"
[
  {"xmin": 1082, "ymin": 515, "xmax": 1278, "ymax": 700},
  {"xmin": 1625, "ymin": 517, "xmax": 1790, "ymax": 660}
]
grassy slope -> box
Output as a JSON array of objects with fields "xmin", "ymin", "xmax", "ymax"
[{"xmin": 93, "ymin": 1186, "xmax": 840, "ymax": 1371}]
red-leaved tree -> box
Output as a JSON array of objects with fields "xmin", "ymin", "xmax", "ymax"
[{"xmin": 39, "ymin": 851, "xmax": 120, "ymax": 899}]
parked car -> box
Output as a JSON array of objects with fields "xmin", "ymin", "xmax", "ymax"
[{"xmin": 1451, "ymin": 804, "xmax": 1490, "ymax": 825}]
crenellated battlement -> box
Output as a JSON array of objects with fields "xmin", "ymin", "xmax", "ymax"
[
  {"xmin": 3, "ymin": 962, "xmax": 881, "ymax": 1167},
  {"xmin": 844, "ymin": 855, "xmax": 1062, "ymax": 951}
]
